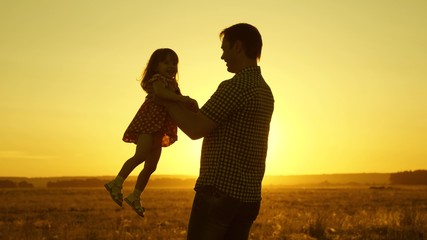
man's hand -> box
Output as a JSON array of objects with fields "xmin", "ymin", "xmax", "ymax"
[
  {"xmin": 154, "ymin": 95, "xmax": 198, "ymax": 112},
  {"xmin": 181, "ymin": 96, "xmax": 199, "ymax": 112},
  {"xmin": 152, "ymin": 95, "xmax": 169, "ymax": 106}
]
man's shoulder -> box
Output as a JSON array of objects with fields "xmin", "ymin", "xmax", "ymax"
[{"xmin": 217, "ymin": 78, "xmax": 234, "ymax": 89}]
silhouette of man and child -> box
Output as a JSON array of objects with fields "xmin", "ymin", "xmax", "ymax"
[{"xmin": 105, "ymin": 23, "xmax": 274, "ymax": 240}]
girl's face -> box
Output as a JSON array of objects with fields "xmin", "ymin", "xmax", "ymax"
[{"xmin": 156, "ymin": 55, "xmax": 178, "ymax": 79}]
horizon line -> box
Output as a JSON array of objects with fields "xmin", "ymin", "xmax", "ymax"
[{"xmin": 0, "ymin": 172, "xmax": 400, "ymax": 179}]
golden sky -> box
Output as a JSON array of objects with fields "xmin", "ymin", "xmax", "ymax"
[{"xmin": 1, "ymin": 1, "xmax": 426, "ymax": 177}]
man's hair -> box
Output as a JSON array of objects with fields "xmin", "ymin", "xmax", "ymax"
[{"xmin": 220, "ymin": 23, "xmax": 262, "ymax": 60}]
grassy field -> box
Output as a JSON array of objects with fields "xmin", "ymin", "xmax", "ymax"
[{"xmin": 1, "ymin": 186, "xmax": 426, "ymax": 240}]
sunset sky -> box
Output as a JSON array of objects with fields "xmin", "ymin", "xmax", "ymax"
[{"xmin": 1, "ymin": 1, "xmax": 426, "ymax": 177}]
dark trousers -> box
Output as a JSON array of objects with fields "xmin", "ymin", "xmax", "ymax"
[{"xmin": 187, "ymin": 186, "xmax": 260, "ymax": 240}]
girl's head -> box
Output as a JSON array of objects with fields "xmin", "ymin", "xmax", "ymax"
[{"xmin": 141, "ymin": 48, "xmax": 179, "ymax": 90}]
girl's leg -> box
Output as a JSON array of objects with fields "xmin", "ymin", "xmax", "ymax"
[
  {"xmin": 133, "ymin": 132, "xmax": 163, "ymax": 194},
  {"xmin": 124, "ymin": 133, "xmax": 162, "ymax": 216},
  {"xmin": 105, "ymin": 134, "xmax": 153, "ymax": 207},
  {"xmin": 116, "ymin": 134, "xmax": 154, "ymax": 181}
]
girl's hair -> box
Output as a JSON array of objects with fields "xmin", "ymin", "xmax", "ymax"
[{"xmin": 141, "ymin": 48, "xmax": 179, "ymax": 91}]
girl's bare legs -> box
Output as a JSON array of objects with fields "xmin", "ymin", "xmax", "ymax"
[
  {"xmin": 117, "ymin": 134, "xmax": 154, "ymax": 180},
  {"xmin": 105, "ymin": 134, "xmax": 153, "ymax": 207},
  {"xmin": 134, "ymin": 134, "xmax": 162, "ymax": 193},
  {"xmin": 124, "ymin": 132, "xmax": 163, "ymax": 217}
]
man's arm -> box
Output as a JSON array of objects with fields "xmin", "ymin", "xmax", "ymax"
[
  {"xmin": 163, "ymin": 101, "xmax": 217, "ymax": 140},
  {"xmin": 152, "ymin": 80, "xmax": 188, "ymax": 102}
]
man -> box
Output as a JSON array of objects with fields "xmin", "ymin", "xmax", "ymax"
[{"xmin": 162, "ymin": 23, "xmax": 274, "ymax": 239}]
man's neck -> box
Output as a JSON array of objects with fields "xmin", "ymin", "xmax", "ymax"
[{"xmin": 235, "ymin": 59, "xmax": 258, "ymax": 73}]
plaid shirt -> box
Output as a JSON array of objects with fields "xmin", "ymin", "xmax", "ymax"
[{"xmin": 197, "ymin": 66, "xmax": 274, "ymax": 202}]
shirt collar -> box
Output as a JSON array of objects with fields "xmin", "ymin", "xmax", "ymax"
[
  {"xmin": 232, "ymin": 66, "xmax": 261, "ymax": 80},
  {"xmin": 237, "ymin": 66, "xmax": 260, "ymax": 74}
]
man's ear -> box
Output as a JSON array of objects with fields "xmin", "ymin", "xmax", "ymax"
[{"xmin": 233, "ymin": 40, "xmax": 243, "ymax": 53}]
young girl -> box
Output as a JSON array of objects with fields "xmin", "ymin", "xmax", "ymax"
[{"xmin": 105, "ymin": 48, "xmax": 197, "ymax": 217}]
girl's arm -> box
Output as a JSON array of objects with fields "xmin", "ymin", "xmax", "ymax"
[{"xmin": 152, "ymin": 80, "xmax": 187, "ymax": 102}]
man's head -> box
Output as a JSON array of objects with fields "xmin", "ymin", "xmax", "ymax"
[
  {"xmin": 220, "ymin": 23, "xmax": 262, "ymax": 60},
  {"xmin": 220, "ymin": 23, "xmax": 262, "ymax": 73}
]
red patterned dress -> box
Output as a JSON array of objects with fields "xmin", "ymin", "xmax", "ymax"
[{"xmin": 122, "ymin": 74, "xmax": 180, "ymax": 147}]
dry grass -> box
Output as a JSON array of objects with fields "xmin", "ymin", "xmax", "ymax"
[{"xmin": 1, "ymin": 186, "xmax": 426, "ymax": 239}]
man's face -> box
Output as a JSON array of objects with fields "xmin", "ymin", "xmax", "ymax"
[{"xmin": 221, "ymin": 39, "xmax": 237, "ymax": 73}]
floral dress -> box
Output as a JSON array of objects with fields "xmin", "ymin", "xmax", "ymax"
[{"xmin": 122, "ymin": 74, "xmax": 180, "ymax": 147}]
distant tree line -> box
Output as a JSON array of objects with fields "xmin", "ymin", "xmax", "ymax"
[
  {"xmin": 47, "ymin": 178, "xmax": 105, "ymax": 188},
  {"xmin": 0, "ymin": 180, "xmax": 34, "ymax": 188},
  {"xmin": 390, "ymin": 170, "xmax": 427, "ymax": 185},
  {"xmin": 47, "ymin": 178, "xmax": 196, "ymax": 188}
]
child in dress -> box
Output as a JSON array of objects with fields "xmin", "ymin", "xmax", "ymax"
[{"xmin": 105, "ymin": 48, "xmax": 197, "ymax": 217}]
